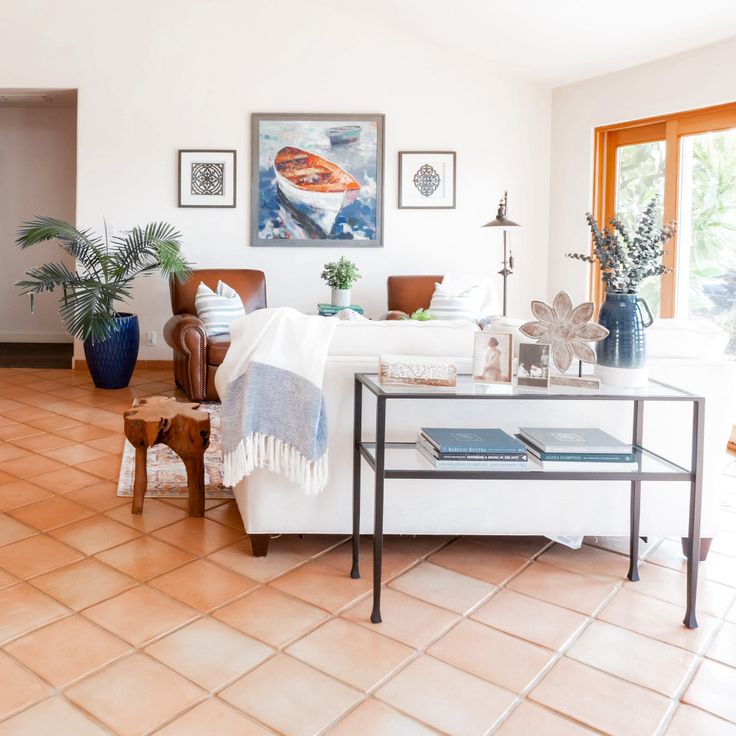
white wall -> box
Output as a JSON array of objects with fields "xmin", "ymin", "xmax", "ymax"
[
  {"xmin": 0, "ymin": 0, "xmax": 551, "ymax": 359},
  {"xmin": 0, "ymin": 107, "xmax": 76, "ymax": 342},
  {"xmin": 549, "ymin": 36, "xmax": 736, "ymax": 302}
]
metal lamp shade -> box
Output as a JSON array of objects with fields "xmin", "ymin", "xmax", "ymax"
[{"xmin": 482, "ymin": 215, "xmax": 520, "ymax": 228}]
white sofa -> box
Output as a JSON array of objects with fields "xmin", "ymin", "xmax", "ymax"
[{"xmin": 231, "ymin": 318, "xmax": 735, "ymax": 547}]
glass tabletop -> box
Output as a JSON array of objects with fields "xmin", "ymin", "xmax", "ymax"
[
  {"xmin": 359, "ymin": 443, "xmax": 691, "ymax": 479},
  {"xmin": 357, "ymin": 373, "xmax": 700, "ymax": 401}
]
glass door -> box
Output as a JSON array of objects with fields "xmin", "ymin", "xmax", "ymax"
[
  {"xmin": 675, "ymin": 127, "xmax": 736, "ymax": 331},
  {"xmin": 593, "ymin": 102, "xmax": 736, "ymax": 334},
  {"xmin": 614, "ymin": 139, "xmax": 666, "ymax": 316}
]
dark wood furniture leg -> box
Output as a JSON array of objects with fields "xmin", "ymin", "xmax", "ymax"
[
  {"xmin": 681, "ymin": 537, "xmax": 712, "ymax": 561},
  {"xmin": 249, "ymin": 534, "xmax": 270, "ymax": 557}
]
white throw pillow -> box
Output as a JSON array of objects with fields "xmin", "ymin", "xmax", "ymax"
[
  {"xmin": 428, "ymin": 283, "xmax": 483, "ymax": 323},
  {"xmin": 194, "ymin": 280, "xmax": 246, "ymax": 337}
]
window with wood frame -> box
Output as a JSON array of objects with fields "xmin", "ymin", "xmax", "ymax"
[{"xmin": 592, "ymin": 102, "xmax": 736, "ymax": 331}]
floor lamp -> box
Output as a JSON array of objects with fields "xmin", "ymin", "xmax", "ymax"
[{"xmin": 482, "ymin": 191, "xmax": 520, "ymax": 316}]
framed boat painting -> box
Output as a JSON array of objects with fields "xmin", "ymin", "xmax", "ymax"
[
  {"xmin": 251, "ymin": 113, "xmax": 384, "ymax": 247},
  {"xmin": 398, "ymin": 151, "xmax": 456, "ymax": 209}
]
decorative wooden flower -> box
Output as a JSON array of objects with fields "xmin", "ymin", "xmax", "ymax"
[{"xmin": 520, "ymin": 290, "xmax": 609, "ymax": 372}]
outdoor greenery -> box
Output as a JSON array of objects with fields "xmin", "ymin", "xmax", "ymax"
[
  {"xmin": 320, "ymin": 256, "xmax": 361, "ymax": 290},
  {"xmin": 683, "ymin": 130, "xmax": 736, "ymax": 326},
  {"xmin": 615, "ymin": 141, "xmax": 667, "ymax": 313},
  {"xmin": 611, "ymin": 134, "xmax": 736, "ymax": 328},
  {"xmin": 567, "ymin": 199, "xmax": 676, "ymax": 294},
  {"xmin": 15, "ymin": 217, "xmax": 191, "ymax": 343}
]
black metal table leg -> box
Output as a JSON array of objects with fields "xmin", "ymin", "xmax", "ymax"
[
  {"xmin": 351, "ymin": 377, "xmax": 362, "ymax": 579},
  {"xmin": 684, "ymin": 398, "xmax": 705, "ymax": 629},
  {"xmin": 628, "ymin": 400, "xmax": 644, "ymax": 582},
  {"xmin": 628, "ymin": 481, "xmax": 641, "ymax": 581},
  {"xmin": 370, "ymin": 397, "xmax": 386, "ymax": 624}
]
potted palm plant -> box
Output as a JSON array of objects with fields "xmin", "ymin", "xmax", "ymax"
[
  {"xmin": 15, "ymin": 217, "xmax": 192, "ymax": 389},
  {"xmin": 320, "ymin": 256, "xmax": 361, "ymax": 307}
]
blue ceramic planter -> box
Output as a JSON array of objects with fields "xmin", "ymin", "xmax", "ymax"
[
  {"xmin": 83, "ymin": 313, "xmax": 139, "ymax": 389},
  {"xmin": 596, "ymin": 292, "xmax": 654, "ymax": 369}
]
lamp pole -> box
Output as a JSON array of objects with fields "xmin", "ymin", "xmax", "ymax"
[{"xmin": 482, "ymin": 191, "xmax": 520, "ymax": 318}]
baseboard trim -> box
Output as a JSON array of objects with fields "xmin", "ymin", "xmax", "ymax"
[
  {"xmin": 0, "ymin": 332, "xmax": 73, "ymax": 343},
  {"xmin": 73, "ymin": 359, "xmax": 173, "ymax": 371}
]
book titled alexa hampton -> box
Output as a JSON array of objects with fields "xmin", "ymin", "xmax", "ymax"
[{"xmin": 518, "ymin": 427, "xmax": 633, "ymax": 455}]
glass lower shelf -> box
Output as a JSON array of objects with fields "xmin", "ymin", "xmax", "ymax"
[{"xmin": 358, "ymin": 443, "xmax": 692, "ymax": 481}]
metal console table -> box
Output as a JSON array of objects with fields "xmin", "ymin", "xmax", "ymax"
[{"xmin": 350, "ymin": 373, "xmax": 705, "ymax": 628}]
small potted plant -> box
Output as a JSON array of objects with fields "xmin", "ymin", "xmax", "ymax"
[
  {"xmin": 567, "ymin": 199, "xmax": 675, "ymax": 383},
  {"xmin": 320, "ymin": 256, "xmax": 361, "ymax": 308},
  {"xmin": 15, "ymin": 217, "xmax": 192, "ymax": 389}
]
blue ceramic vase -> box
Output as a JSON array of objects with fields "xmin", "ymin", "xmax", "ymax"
[
  {"xmin": 83, "ymin": 313, "xmax": 140, "ymax": 389},
  {"xmin": 596, "ymin": 292, "xmax": 654, "ymax": 369}
]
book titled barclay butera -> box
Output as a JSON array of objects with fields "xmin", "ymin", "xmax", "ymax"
[{"xmin": 421, "ymin": 428, "xmax": 527, "ymax": 455}]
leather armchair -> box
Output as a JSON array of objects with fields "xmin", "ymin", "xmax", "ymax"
[
  {"xmin": 164, "ymin": 269, "xmax": 267, "ymax": 400},
  {"xmin": 383, "ymin": 275, "xmax": 442, "ymax": 320}
]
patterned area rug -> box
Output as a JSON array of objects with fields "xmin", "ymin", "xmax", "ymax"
[{"xmin": 117, "ymin": 402, "xmax": 234, "ymax": 499}]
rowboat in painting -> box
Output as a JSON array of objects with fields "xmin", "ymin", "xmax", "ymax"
[
  {"xmin": 325, "ymin": 125, "xmax": 362, "ymax": 145},
  {"xmin": 273, "ymin": 146, "xmax": 361, "ymax": 234}
]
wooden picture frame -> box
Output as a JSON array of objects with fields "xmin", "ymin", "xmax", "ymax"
[
  {"xmin": 178, "ymin": 149, "xmax": 236, "ymax": 208},
  {"xmin": 398, "ymin": 150, "xmax": 456, "ymax": 209},
  {"xmin": 251, "ymin": 113, "xmax": 384, "ymax": 247}
]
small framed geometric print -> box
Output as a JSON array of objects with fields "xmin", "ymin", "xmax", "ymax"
[
  {"xmin": 398, "ymin": 151, "xmax": 456, "ymax": 209},
  {"xmin": 178, "ymin": 149, "xmax": 236, "ymax": 207}
]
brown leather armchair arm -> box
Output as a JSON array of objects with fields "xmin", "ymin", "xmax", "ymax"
[
  {"xmin": 381, "ymin": 310, "xmax": 409, "ymax": 321},
  {"xmin": 164, "ymin": 313, "xmax": 206, "ymax": 352},
  {"xmin": 163, "ymin": 313, "xmax": 208, "ymax": 399}
]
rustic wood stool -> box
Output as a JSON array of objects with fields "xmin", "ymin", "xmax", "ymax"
[{"xmin": 123, "ymin": 396, "xmax": 211, "ymax": 517}]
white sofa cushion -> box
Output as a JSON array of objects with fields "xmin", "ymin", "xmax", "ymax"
[
  {"xmin": 428, "ymin": 283, "xmax": 484, "ymax": 323},
  {"xmin": 328, "ymin": 320, "xmax": 478, "ymax": 358}
]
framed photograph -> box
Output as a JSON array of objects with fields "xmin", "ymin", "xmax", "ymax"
[
  {"xmin": 398, "ymin": 151, "xmax": 456, "ymax": 209},
  {"xmin": 251, "ymin": 113, "xmax": 384, "ymax": 247},
  {"xmin": 178, "ymin": 150, "xmax": 236, "ymax": 208},
  {"xmin": 517, "ymin": 343, "xmax": 551, "ymax": 389},
  {"xmin": 473, "ymin": 331, "xmax": 513, "ymax": 384}
]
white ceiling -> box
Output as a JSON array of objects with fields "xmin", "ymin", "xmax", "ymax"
[{"xmin": 383, "ymin": 0, "xmax": 736, "ymax": 86}]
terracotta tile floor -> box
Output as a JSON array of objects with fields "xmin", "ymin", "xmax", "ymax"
[{"xmin": 0, "ymin": 367, "xmax": 735, "ymax": 735}]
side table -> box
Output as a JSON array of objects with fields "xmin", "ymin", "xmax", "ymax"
[{"xmin": 350, "ymin": 373, "xmax": 705, "ymax": 628}]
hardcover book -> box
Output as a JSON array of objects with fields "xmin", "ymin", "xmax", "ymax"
[
  {"xmin": 417, "ymin": 442, "xmax": 530, "ymax": 470},
  {"xmin": 517, "ymin": 427, "xmax": 633, "ymax": 454},
  {"xmin": 420, "ymin": 428, "xmax": 526, "ymax": 455},
  {"xmin": 529, "ymin": 457, "xmax": 638, "ymax": 472},
  {"xmin": 317, "ymin": 303, "xmax": 364, "ymax": 315},
  {"xmin": 417, "ymin": 434, "xmax": 528, "ymax": 462},
  {"xmin": 520, "ymin": 438, "xmax": 636, "ymax": 463}
]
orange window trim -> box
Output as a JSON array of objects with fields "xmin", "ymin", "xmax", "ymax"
[{"xmin": 591, "ymin": 100, "xmax": 736, "ymax": 318}]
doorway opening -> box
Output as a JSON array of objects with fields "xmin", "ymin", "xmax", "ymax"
[{"xmin": 0, "ymin": 88, "xmax": 77, "ymax": 368}]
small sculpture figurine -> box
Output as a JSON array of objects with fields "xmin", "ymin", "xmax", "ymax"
[{"xmin": 519, "ymin": 290, "xmax": 608, "ymax": 387}]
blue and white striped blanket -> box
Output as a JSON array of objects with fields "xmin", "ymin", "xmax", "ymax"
[{"xmin": 215, "ymin": 307, "xmax": 337, "ymax": 494}]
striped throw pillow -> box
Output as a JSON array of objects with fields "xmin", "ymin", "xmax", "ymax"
[
  {"xmin": 428, "ymin": 283, "xmax": 483, "ymax": 323},
  {"xmin": 194, "ymin": 280, "xmax": 246, "ymax": 337}
]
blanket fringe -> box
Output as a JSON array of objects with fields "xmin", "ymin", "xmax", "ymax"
[{"xmin": 223, "ymin": 432, "xmax": 329, "ymax": 495}]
